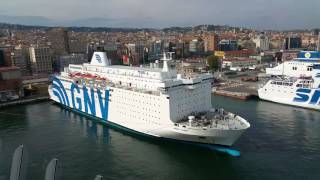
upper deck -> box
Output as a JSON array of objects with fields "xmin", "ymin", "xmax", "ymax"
[
  {"xmin": 62, "ymin": 52, "xmax": 213, "ymax": 92},
  {"xmin": 266, "ymin": 51, "xmax": 320, "ymax": 78}
]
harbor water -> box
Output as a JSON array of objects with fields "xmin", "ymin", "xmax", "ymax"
[{"xmin": 0, "ymin": 95, "xmax": 320, "ymax": 180}]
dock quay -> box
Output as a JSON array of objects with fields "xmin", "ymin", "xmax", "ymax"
[
  {"xmin": 0, "ymin": 96, "xmax": 50, "ymax": 108},
  {"xmin": 213, "ymin": 82, "xmax": 259, "ymax": 100},
  {"xmin": 213, "ymin": 89, "xmax": 252, "ymax": 100}
]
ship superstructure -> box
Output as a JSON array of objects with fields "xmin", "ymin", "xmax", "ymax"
[
  {"xmin": 49, "ymin": 52, "xmax": 250, "ymax": 146},
  {"xmin": 259, "ymin": 52, "xmax": 320, "ymax": 110},
  {"xmin": 266, "ymin": 51, "xmax": 320, "ymax": 77}
]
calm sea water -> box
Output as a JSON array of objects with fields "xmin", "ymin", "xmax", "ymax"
[{"xmin": 0, "ymin": 96, "xmax": 320, "ymax": 180}]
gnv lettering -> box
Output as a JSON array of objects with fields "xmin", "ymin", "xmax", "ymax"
[{"xmin": 52, "ymin": 78, "xmax": 109, "ymax": 120}]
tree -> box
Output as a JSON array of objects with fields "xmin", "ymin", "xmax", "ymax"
[{"xmin": 207, "ymin": 55, "xmax": 220, "ymax": 71}]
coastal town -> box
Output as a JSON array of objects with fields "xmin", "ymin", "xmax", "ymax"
[{"xmin": 0, "ymin": 23, "xmax": 318, "ymax": 104}]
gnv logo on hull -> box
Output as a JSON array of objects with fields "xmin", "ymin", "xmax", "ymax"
[
  {"xmin": 293, "ymin": 88, "xmax": 320, "ymax": 105},
  {"xmin": 52, "ymin": 77, "xmax": 110, "ymax": 120}
]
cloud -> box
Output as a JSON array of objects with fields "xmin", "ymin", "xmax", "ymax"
[{"xmin": 0, "ymin": 0, "xmax": 319, "ymax": 29}]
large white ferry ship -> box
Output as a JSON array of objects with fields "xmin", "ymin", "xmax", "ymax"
[
  {"xmin": 259, "ymin": 51, "xmax": 320, "ymax": 110},
  {"xmin": 48, "ymin": 51, "xmax": 250, "ymax": 147}
]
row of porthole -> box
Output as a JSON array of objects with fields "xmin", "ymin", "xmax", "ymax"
[
  {"xmin": 114, "ymin": 95, "xmax": 160, "ymax": 101},
  {"xmin": 113, "ymin": 95, "xmax": 159, "ymax": 100},
  {"xmin": 113, "ymin": 101, "xmax": 161, "ymax": 110},
  {"xmin": 118, "ymin": 111, "xmax": 161, "ymax": 122},
  {"xmin": 115, "ymin": 105, "xmax": 161, "ymax": 115}
]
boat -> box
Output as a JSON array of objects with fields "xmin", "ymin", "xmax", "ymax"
[
  {"xmin": 259, "ymin": 62, "xmax": 320, "ymax": 110},
  {"xmin": 48, "ymin": 51, "xmax": 250, "ymax": 147}
]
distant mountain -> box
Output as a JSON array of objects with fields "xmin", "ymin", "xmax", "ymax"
[
  {"xmin": 0, "ymin": 15, "xmax": 316, "ymax": 33},
  {"xmin": 0, "ymin": 15, "xmax": 158, "ymax": 28},
  {"xmin": 0, "ymin": 21, "xmax": 252, "ymax": 33},
  {"xmin": 0, "ymin": 22, "xmax": 155, "ymax": 33},
  {"xmin": 0, "ymin": 15, "xmax": 55, "ymax": 26}
]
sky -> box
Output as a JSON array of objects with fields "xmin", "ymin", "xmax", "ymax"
[{"xmin": 0, "ymin": 0, "xmax": 320, "ymax": 29}]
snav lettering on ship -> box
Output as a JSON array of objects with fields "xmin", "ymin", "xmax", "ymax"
[
  {"xmin": 293, "ymin": 88, "xmax": 320, "ymax": 104},
  {"xmin": 69, "ymin": 82, "xmax": 110, "ymax": 120},
  {"xmin": 309, "ymin": 90, "xmax": 320, "ymax": 104},
  {"xmin": 293, "ymin": 88, "xmax": 311, "ymax": 102}
]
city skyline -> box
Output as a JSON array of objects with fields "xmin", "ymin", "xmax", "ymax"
[{"xmin": 1, "ymin": 0, "xmax": 320, "ymax": 30}]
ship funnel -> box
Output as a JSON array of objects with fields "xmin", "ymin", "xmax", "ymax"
[
  {"xmin": 161, "ymin": 52, "xmax": 174, "ymax": 72},
  {"xmin": 90, "ymin": 52, "xmax": 111, "ymax": 66}
]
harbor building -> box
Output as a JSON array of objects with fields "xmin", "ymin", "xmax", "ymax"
[
  {"xmin": 149, "ymin": 40, "xmax": 163, "ymax": 61},
  {"xmin": 56, "ymin": 54, "xmax": 87, "ymax": 72},
  {"xmin": 204, "ymin": 34, "xmax": 219, "ymax": 52},
  {"xmin": 175, "ymin": 40, "xmax": 189, "ymax": 59},
  {"xmin": 218, "ymin": 40, "xmax": 238, "ymax": 51},
  {"xmin": 189, "ymin": 39, "xmax": 204, "ymax": 53},
  {"xmin": 47, "ymin": 28, "xmax": 70, "ymax": 55},
  {"xmin": 69, "ymin": 39, "xmax": 87, "ymax": 54},
  {"xmin": 10, "ymin": 47, "xmax": 30, "ymax": 76},
  {"xmin": 0, "ymin": 49, "xmax": 7, "ymax": 67},
  {"xmin": 253, "ymin": 34, "xmax": 270, "ymax": 51},
  {"xmin": 0, "ymin": 47, "xmax": 13, "ymax": 67},
  {"xmin": 285, "ymin": 36, "xmax": 302, "ymax": 50},
  {"xmin": 29, "ymin": 46, "xmax": 53, "ymax": 75},
  {"xmin": 222, "ymin": 58, "xmax": 257, "ymax": 69}
]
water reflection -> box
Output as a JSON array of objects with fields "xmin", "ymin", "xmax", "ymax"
[
  {"xmin": 0, "ymin": 108, "xmax": 27, "ymax": 131},
  {"xmin": 1, "ymin": 100, "xmax": 320, "ymax": 180},
  {"xmin": 58, "ymin": 107, "xmax": 111, "ymax": 145},
  {"xmin": 255, "ymin": 100, "xmax": 320, "ymax": 145}
]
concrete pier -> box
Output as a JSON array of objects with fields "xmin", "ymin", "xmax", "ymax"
[
  {"xmin": 0, "ymin": 96, "xmax": 49, "ymax": 109},
  {"xmin": 213, "ymin": 82, "xmax": 259, "ymax": 100}
]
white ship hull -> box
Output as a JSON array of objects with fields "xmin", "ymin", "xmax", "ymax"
[
  {"xmin": 258, "ymin": 85, "xmax": 320, "ymax": 110},
  {"xmin": 49, "ymin": 77, "xmax": 247, "ymax": 146}
]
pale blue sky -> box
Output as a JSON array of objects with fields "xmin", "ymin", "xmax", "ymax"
[{"xmin": 0, "ymin": 0, "xmax": 319, "ymax": 29}]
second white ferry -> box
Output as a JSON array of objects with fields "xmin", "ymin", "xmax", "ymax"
[
  {"xmin": 259, "ymin": 51, "xmax": 320, "ymax": 110},
  {"xmin": 48, "ymin": 51, "xmax": 250, "ymax": 147}
]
